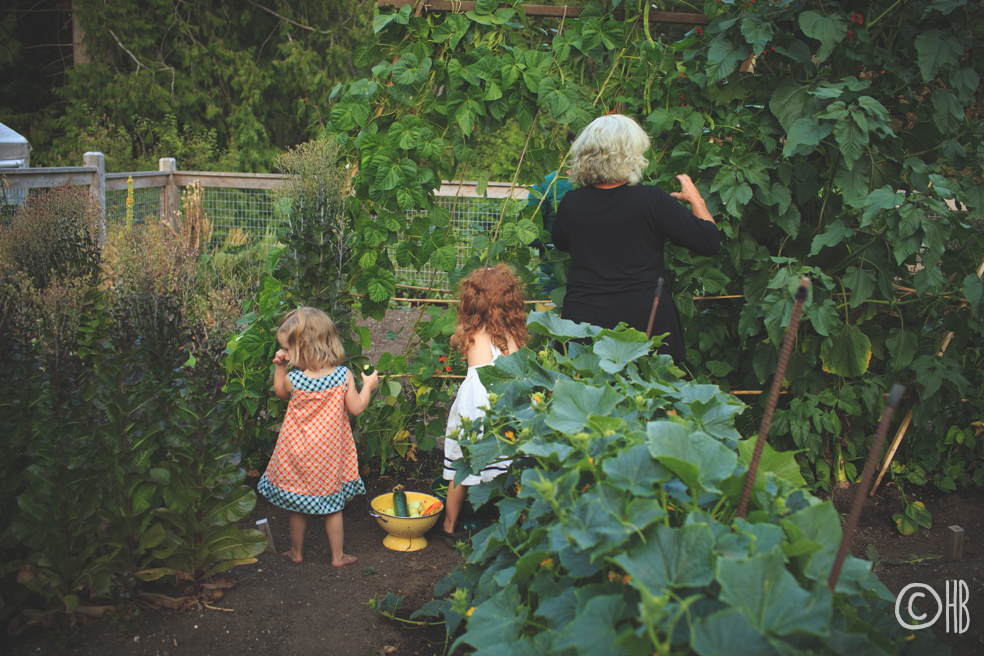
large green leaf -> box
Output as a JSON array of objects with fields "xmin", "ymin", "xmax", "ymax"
[
  {"xmin": 536, "ymin": 77, "xmax": 577, "ymax": 123},
  {"xmin": 545, "ymin": 379, "xmax": 625, "ymax": 434},
  {"xmin": 554, "ymin": 595, "xmax": 627, "ymax": 656},
  {"xmin": 782, "ymin": 117, "xmax": 833, "ymax": 157},
  {"xmin": 614, "ymin": 523, "xmax": 716, "ymax": 593},
  {"xmin": 820, "ymin": 324, "xmax": 872, "ymax": 377},
  {"xmin": 367, "ymin": 270, "xmax": 397, "ymax": 302},
  {"xmin": 842, "ymin": 266, "xmax": 877, "ymax": 308},
  {"xmin": 834, "ymin": 115, "xmax": 868, "ymax": 169},
  {"xmin": 594, "ymin": 336, "xmax": 651, "ymax": 373},
  {"xmin": 769, "ymin": 80, "xmax": 811, "ymax": 132},
  {"xmin": 781, "ymin": 502, "xmax": 888, "ymax": 597},
  {"xmin": 693, "ymin": 609, "xmax": 777, "ymax": 656},
  {"xmin": 565, "ymin": 483, "xmax": 665, "ymax": 555},
  {"xmin": 798, "ymin": 11, "xmax": 846, "ymax": 62},
  {"xmin": 431, "ymin": 245, "xmax": 457, "ymax": 272},
  {"xmin": 527, "ymin": 311, "xmax": 601, "ymax": 342},
  {"xmin": 706, "ymin": 41, "xmax": 749, "ymax": 84},
  {"xmin": 806, "ymin": 299, "xmax": 841, "ymax": 337},
  {"xmin": 646, "ymin": 423, "xmax": 737, "ymax": 493},
  {"xmin": 809, "ymin": 219, "xmax": 851, "ymax": 256},
  {"xmin": 205, "ymin": 526, "xmax": 268, "ymax": 561},
  {"xmin": 460, "ymin": 589, "xmax": 524, "ymax": 650},
  {"xmin": 202, "ymin": 486, "xmax": 257, "ymax": 526},
  {"xmin": 502, "ymin": 219, "xmax": 538, "ymax": 246},
  {"xmin": 718, "ymin": 550, "xmax": 832, "ymax": 635},
  {"xmin": 741, "ymin": 16, "xmax": 774, "ymax": 56},
  {"xmin": 737, "ymin": 439, "xmax": 806, "ymax": 487},
  {"xmin": 699, "ymin": 268, "xmax": 732, "ymax": 294},
  {"xmin": 602, "ymin": 444, "xmax": 671, "ymax": 496},
  {"xmin": 932, "ymin": 89, "xmax": 964, "ymax": 134},
  {"xmin": 915, "ymin": 31, "xmax": 963, "ymax": 82},
  {"xmin": 885, "ymin": 327, "xmax": 917, "ymax": 370}
]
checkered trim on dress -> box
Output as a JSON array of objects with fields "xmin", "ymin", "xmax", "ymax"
[
  {"xmin": 289, "ymin": 366, "xmax": 347, "ymax": 392},
  {"xmin": 258, "ymin": 474, "xmax": 365, "ymax": 515}
]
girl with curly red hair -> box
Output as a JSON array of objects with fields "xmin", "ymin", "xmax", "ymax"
[{"xmin": 430, "ymin": 264, "xmax": 528, "ymax": 546}]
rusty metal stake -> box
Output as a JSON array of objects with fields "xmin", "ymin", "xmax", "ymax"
[
  {"xmin": 828, "ymin": 383, "xmax": 905, "ymax": 591},
  {"xmin": 735, "ymin": 278, "xmax": 810, "ymax": 520}
]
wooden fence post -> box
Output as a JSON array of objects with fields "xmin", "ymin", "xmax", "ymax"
[
  {"xmin": 159, "ymin": 157, "xmax": 178, "ymax": 234},
  {"xmin": 83, "ymin": 152, "xmax": 105, "ymax": 245}
]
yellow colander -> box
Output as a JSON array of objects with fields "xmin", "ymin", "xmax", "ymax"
[{"xmin": 369, "ymin": 491, "xmax": 444, "ymax": 552}]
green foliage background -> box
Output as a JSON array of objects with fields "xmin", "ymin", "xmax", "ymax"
[
  {"xmin": 0, "ymin": 0, "xmax": 374, "ymax": 171},
  {"xmin": 326, "ymin": 0, "xmax": 984, "ymax": 496}
]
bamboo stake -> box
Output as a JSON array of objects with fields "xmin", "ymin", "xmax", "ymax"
[{"xmin": 870, "ymin": 256, "xmax": 984, "ymax": 496}]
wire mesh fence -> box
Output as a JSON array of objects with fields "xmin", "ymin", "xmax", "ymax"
[
  {"xmin": 395, "ymin": 196, "xmax": 508, "ymax": 289},
  {"xmin": 106, "ymin": 187, "xmax": 160, "ymax": 230},
  {"xmin": 1, "ymin": 163, "xmax": 531, "ymax": 290},
  {"xmin": 185, "ymin": 186, "xmax": 279, "ymax": 252}
]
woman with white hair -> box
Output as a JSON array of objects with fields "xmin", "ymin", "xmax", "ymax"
[{"xmin": 551, "ymin": 114, "xmax": 720, "ymax": 363}]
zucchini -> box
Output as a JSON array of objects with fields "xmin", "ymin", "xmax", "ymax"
[{"xmin": 392, "ymin": 485, "xmax": 409, "ymax": 517}]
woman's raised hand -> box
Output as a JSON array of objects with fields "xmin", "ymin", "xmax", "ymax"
[
  {"xmin": 670, "ymin": 174, "xmax": 715, "ymax": 224},
  {"xmin": 670, "ymin": 174, "xmax": 702, "ymax": 205}
]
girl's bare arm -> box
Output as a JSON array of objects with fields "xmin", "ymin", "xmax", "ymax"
[
  {"xmin": 273, "ymin": 349, "xmax": 292, "ymax": 400},
  {"xmin": 345, "ymin": 368, "xmax": 379, "ymax": 415}
]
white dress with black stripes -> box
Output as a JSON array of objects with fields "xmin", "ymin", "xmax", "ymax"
[{"xmin": 443, "ymin": 342, "xmax": 510, "ymax": 485}]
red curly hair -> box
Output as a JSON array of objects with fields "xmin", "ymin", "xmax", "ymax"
[{"xmin": 454, "ymin": 263, "xmax": 528, "ymax": 354}]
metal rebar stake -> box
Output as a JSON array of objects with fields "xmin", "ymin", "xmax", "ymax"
[
  {"xmin": 735, "ymin": 278, "xmax": 810, "ymax": 520},
  {"xmin": 828, "ymin": 383, "xmax": 905, "ymax": 591}
]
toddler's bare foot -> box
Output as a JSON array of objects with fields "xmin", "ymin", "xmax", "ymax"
[
  {"xmin": 282, "ymin": 549, "xmax": 303, "ymax": 564},
  {"xmin": 332, "ymin": 553, "xmax": 357, "ymax": 567}
]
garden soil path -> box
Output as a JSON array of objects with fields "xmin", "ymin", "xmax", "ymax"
[
  {"xmin": 8, "ymin": 476, "xmax": 460, "ymax": 656},
  {"xmin": 836, "ymin": 482, "xmax": 984, "ymax": 654}
]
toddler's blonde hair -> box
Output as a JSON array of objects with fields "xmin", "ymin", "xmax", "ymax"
[{"xmin": 277, "ymin": 306, "xmax": 345, "ymax": 371}]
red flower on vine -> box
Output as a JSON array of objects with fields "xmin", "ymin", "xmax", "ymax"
[{"xmin": 439, "ymin": 356, "xmax": 446, "ymax": 362}]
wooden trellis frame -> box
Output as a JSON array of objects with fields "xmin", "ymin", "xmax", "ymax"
[{"xmin": 377, "ymin": 1, "xmax": 710, "ymax": 25}]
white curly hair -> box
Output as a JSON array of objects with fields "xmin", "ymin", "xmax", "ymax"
[{"xmin": 568, "ymin": 114, "xmax": 650, "ymax": 187}]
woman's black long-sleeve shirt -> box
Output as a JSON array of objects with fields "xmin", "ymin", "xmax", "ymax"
[{"xmin": 552, "ymin": 184, "xmax": 721, "ymax": 363}]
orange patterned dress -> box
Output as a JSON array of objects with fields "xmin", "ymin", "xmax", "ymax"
[{"xmin": 258, "ymin": 367, "xmax": 365, "ymax": 514}]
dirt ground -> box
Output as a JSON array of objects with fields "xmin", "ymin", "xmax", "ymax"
[
  {"xmin": 7, "ymin": 308, "xmax": 984, "ymax": 655},
  {"xmin": 6, "ymin": 475, "xmax": 461, "ymax": 656},
  {"xmin": 837, "ymin": 482, "xmax": 984, "ymax": 655}
]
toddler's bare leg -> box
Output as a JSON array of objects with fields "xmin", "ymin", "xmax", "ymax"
[
  {"xmin": 326, "ymin": 511, "xmax": 356, "ymax": 567},
  {"xmin": 285, "ymin": 512, "xmax": 306, "ymax": 563}
]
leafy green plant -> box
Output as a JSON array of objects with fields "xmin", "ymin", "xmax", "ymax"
[
  {"xmin": 135, "ymin": 339, "xmax": 266, "ymax": 600},
  {"xmin": 380, "ymin": 313, "xmax": 947, "ymax": 654},
  {"xmin": 328, "ymin": 0, "xmax": 984, "ymax": 502},
  {"xmin": 0, "ymin": 200, "xmax": 266, "ymax": 633}
]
